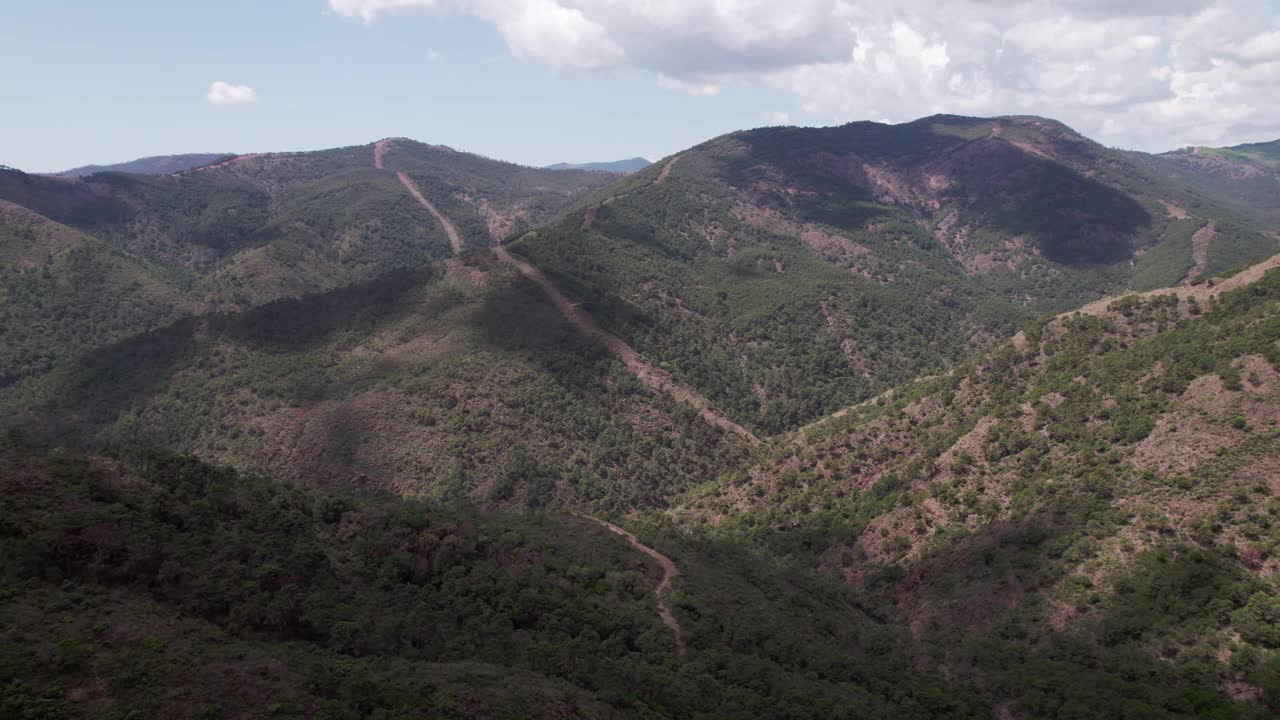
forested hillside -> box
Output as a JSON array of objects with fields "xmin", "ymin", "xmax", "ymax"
[
  {"xmin": 677, "ymin": 256, "xmax": 1280, "ymax": 717},
  {"xmin": 3, "ymin": 116, "xmax": 1280, "ymax": 717},
  {"xmin": 0, "ymin": 143, "xmax": 612, "ymax": 389},
  {"xmin": 0, "ymin": 435, "xmax": 984, "ymax": 720}
]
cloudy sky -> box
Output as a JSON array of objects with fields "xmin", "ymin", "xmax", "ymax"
[{"xmin": 5, "ymin": 0, "xmax": 1280, "ymax": 171}]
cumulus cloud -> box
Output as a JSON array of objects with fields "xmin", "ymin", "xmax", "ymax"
[
  {"xmin": 207, "ymin": 81, "xmax": 258, "ymax": 106},
  {"xmin": 329, "ymin": 0, "xmax": 1280, "ymax": 150}
]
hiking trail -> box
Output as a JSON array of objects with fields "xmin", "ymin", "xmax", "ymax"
[{"xmin": 583, "ymin": 515, "xmax": 687, "ymax": 657}]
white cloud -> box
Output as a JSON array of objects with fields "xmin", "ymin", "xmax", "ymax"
[
  {"xmin": 207, "ymin": 80, "xmax": 258, "ymax": 106},
  {"xmin": 765, "ymin": 111, "xmax": 791, "ymax": 124},
  {"xmin": 329, "ymin": 0, "xmax": 1280, "ymax": 150},
  {"xmin": 657, "ymin": 74, "xmax": 720, "ymax": 96},
  {"xmin": 427, "ymin": 47, "xmax": 441, "ymax": 61}
]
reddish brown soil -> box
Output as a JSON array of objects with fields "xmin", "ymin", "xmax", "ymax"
[
  {"xmin": 655, "ymin": 156, "xmax": 679, "ymax": 183},
  {"xmin": 493, "ymin": 246, "xmax": 760, "ymax": 446},
  {"xmin": 373, "ymin": 139, "xmax": 390, "ymax": 170},
  {"xmin": 583, "ymin": 515, "xmax": 686, "ymax": 657},
  {"xmin": 1183, "ymin": 220, "xmax": 1216, "ymax": 284}
]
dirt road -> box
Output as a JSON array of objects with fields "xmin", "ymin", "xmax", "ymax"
[
  {"xmin": 395, "ymin": 171, "xmax": 462, "ymax": 255},
  {"xmin": 493, "ymin": 246, "xmax": 762, "ymax": 446},
  {"xmin": 583, "ymin": 515, "xmax": 687, "ymax": 657},
  {"xmin": 655, "ymin": 156, "xmax": 678, "ymax": 183}
]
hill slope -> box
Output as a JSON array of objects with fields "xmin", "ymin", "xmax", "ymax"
[
  {"xmin": 0, "ymin": 141, "xmax": 614, "ymax": 388},
  {"xmin": 54, "ymin": 153, "xmax": 234, "ymax": 177},
  {"xmin": 5, "ymin": 116, "xmax": 1280, "ymax": 508},
  {"xmin": 509, "ymin": 115, "xmax": 1279, "ymax": 436},
  {"xmin": 677, "ymin": 255, "xmax": 1280, "ymax": 717}
]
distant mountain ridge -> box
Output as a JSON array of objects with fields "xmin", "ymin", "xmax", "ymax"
[
  {"xmin": 54, "ymin": 153, "xmax": 235, "ymax": 177},
  {"xmin": 546, "ymin": 157, "xmax": 651, "ymax": 173}
]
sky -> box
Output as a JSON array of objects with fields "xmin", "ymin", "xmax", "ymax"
[{"xmin": 5, "ymin": 0, "xmax": 1280, "ymax": 173}]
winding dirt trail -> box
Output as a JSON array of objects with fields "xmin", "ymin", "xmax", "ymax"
[
  {"xmin": 583, "ymin": 515, "xmax": 686, "ymax": 657},
  {"xmin": 655, "ymin": 156, "xmax": 679, "ymax": 183},
  {"xmin": 493, "ymin": 246, "xmax": 761, "ymax": 446},
  {"xmin": 396, "ymin": 171, "xmax": 462, "ymax": 255}
]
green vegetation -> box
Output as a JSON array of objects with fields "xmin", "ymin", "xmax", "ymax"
[
  {"xmin": 4, "ymin": 116, "xmax": 1280, "ymax": 717},
  {"xmin": 0, "ymin": 436, "xmax": 984, "ymax": 719},
  {"xmin": 4, "ymin": 260, "xmax": 748, "ymax": 512},
  {"xmin": 682, "ymin": 267, "xmax": 1280, "ymax": 717}
]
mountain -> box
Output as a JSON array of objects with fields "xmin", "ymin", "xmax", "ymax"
[
  {"xmin": 5, "ymin": 117, "xmax": 1280, "ymax": 502},
  {"xmin": 53, "ymin": 153, "xmax": 235, "ymax": 177},
  {"xmin": 0, "ymin": 199, "xmax": 194, "ymax": 388},
  {"xmin": 547, "ymin": 158, "xmax": 652, "ymax": 173},
  {"xmin": 3, "ymin": 116, "xmax": 1280, "ymax": 716},
  {"xmin": 0, "ymin": 140, "xmax": 615, "ymax": 389}
]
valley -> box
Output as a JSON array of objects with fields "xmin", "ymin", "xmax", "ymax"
[{"xmin": 3, "ymin": 114, "xmax": 1280, "ymax": 719}]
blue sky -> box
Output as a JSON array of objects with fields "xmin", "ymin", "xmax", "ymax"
[
  {"xmin": 4, "ymin": 1, "xmax": 1280, "ymax": 173},
  {"xmin": 0, "ymin": 0, "xmax": 806, "ymax": 172}
]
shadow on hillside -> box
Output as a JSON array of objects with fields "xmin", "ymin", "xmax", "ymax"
[
  {"xmin": 0, "ymin": 169, "xmax": 136, "ymax": 228},
  {"xmin": 729, "ymin": 125, "xmax": 1153, "ymax": 266},
  {"xmin": 885, "ymin": 492, "xmax": 1266, "ymax": 717},
  {"xmin": 17, "ymin": 267, "xmax": 440, "ymax": 450},
  {"xmin": 221, "ymin": 267, "xmax": 435, "ymax": 351},
  {"xmin": 471, "ymin": 272, "xmax": 616, "ymax": 394}
]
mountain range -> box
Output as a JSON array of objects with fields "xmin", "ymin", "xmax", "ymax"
[
  {"xmin": 2, "ymin": 115, "xmax": 1279, "ymax": 719},
  {"xmin": 546, "ymin": 157, "xmax": 653, "ymax": 173}
]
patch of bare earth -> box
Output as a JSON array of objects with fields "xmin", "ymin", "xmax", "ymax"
[
  {"xmin": 458, "ymin": 193, "xmax": 527, "ymax": 242},
  {"xmin": 1161, "ymin": 200, "xmax": 1191, "ymax": 220},
  {"xmin": 1183, "ymin": 221, "xmax": 1217, "ymax": 284},
  {"xmin": 655, "ymin": 156, "xmax": 679, "ymax": 183}
]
